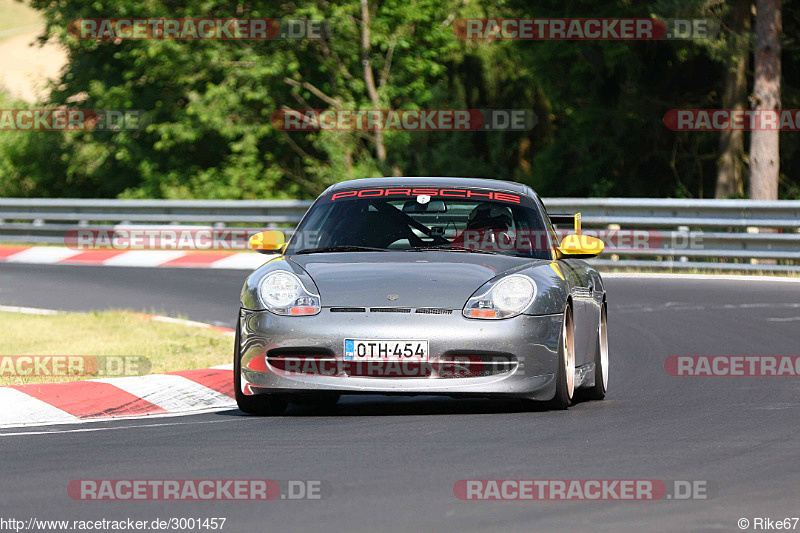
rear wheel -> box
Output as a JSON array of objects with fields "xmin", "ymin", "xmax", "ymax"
[
  {"xmin": 584, "ymin": 302, "xmax": 609, "ymax": 400},
  {"xmin": 548, "ymin": 304, "xmax": 575, "ymax": 410},
  {"xmin": 234, "ymin": 320, "xmax": 287, "ymax": 416}
]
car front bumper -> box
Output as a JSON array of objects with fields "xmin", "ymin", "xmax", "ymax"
[{"xmin": 238, "ymin": 308, "xmax": 563, "ymax": 401}]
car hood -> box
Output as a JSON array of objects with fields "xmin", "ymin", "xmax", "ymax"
[{"xmin": 289, "ymin": 251, "xmax": 541, "ymax": 309}]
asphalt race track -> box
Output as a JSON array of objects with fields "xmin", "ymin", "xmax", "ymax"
[{"xmin": 1, "ymin": 263, "xmax": 799, "ymax": 532}]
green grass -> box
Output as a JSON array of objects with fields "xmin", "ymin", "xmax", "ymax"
[
  {"xmin": 0, "ymin": 0, "xmax": 42, "ymax": 40},
  {"xmin": 0, "ymin": 310, "xmax": 233, "ymax": 386}
]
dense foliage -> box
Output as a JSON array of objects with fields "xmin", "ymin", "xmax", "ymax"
[{"xmin": 0, "ymin": 0, "xmax": 797, "ymax": 199}]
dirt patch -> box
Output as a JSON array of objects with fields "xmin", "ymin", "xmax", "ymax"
[{"xmin": 0, "ymin": 28, "xmax": 67, "ymax": 102}]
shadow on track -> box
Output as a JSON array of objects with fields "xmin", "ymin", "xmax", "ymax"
[{"xmin": 215, "ymin": 394, "xmax": 606, "ymax": 418}]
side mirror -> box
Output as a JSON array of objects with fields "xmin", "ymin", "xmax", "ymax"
[
  {"xmin": 557, "ymin": 234, "xmax": 604, "ymax": 258},
  {"xmin": 249, "ymin": 230, "xmax": 286, "ymax": 254}
]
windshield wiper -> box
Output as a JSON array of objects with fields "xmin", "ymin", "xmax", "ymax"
[
  {"xmin": 407, "ymin": 245, "xmax": 499, "ymax": 255},
  {"xmin": 295, "ymin": 246, "xmax": 390, "ymax": 254}
]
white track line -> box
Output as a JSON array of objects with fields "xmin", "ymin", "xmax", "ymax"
[
  {"xmin": 0, "ymin": 404, "xmax": 239, "ymax": 432},
  {"xmin": 131, "ymin": 314, "xmax": 234, "ymax": 335},
  {"xmin": 0, "ymin": 305, "xmax": 61, "ymax": 315},
  {"xmin": 144, "ymin": 315, "xmax": 218, "ymax": 329},
  {"xmin": 0, "ymin": 417, "xmax": 239, "ymax": 437},
  {"xmin": 0, "ymin": 306, "xmax": 232, "ymax": 333}
]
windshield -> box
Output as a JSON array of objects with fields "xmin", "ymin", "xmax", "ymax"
[{"xmin": 285, "ymin": 187, "xmax": 553, "ymax": 259}]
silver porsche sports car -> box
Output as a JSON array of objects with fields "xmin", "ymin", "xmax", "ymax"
[{"xmin": 236, "ymin": 177, "xmax": 608, "ymax": 414}]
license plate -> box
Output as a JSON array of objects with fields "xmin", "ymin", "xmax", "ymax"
[{"xmin": 344, "ymin": 339, "xmax": 429, "ymax": 361}]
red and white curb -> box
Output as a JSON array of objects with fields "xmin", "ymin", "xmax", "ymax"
[
  {"xmin": 0, "ymin": 366, "xmax": 237, "ymax": 429},
  {"xmin": 0, "ymin": 306, "xmax": 238, "ymax": 429},
  {"xmin": 0, "ymin": 245, "xmax": 274, "ymax": 269}
]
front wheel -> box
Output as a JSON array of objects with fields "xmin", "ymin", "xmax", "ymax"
[
  {"xmin": 584, "ymin": 302, "xmax": 609, "ymax": 400},
  {"xmin": 234, "ymin": 320, "xmax": 287, "ymax": 416},
  {"xmin": 548, "ymin": 304, "xmax": 575, "ymax": 410}
]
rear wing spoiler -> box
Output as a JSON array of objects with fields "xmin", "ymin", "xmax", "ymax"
[{"xmin": 549, "ymin": 212, "xmax": 582, "ymax": 234}]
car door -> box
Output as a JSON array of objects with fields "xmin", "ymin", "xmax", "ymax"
[{"xmin": 557, "ymin": 258, "xmax": 595, "ymax": 368}]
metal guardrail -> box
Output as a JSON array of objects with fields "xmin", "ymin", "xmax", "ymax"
[
  {"xmin": 544, "ymin": 198, "xmax": 800, "ymax": 228},
  {"xmin": 542, "ymin": 198, "xmax": 800, "ymax": 271},
  {"xmin": 0, "ymin": 197, "xmax": 798, "ymax": 272},
  {"xmin": 0, "ymin": 198, "xmax": 313, "ymax": 244}
]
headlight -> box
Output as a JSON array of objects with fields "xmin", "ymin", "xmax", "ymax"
[
  {"xmin": 463, "ymin": 274, "xmax": 536, "ymax": 319},
  {"xmin": 259, "ymin": 271, "xmax": 320, "ymax": 316}
]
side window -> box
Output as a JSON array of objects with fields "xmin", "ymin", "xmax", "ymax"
[{"xmin": 292, "ymin": 203, "xmax": 335, "ymax": 249}]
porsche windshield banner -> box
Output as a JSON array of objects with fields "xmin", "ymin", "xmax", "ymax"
[{"xmin": 328, "ymin": 187, "xmax": 525, "ymax": 204}]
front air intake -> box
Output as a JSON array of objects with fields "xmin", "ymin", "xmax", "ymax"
[{"xmin": 415, "ymin": 308, "xmax": 453, "ymax": 315}]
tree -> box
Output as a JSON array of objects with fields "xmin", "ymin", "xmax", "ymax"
[
  {"xmin": 3, "ymin": 0, "xmax": 798, "ymax": 200},
  {"xmin": 715, "ymin": 0, "xmax": 751, "ymax": 198},
  {"xmin": 748, "ymin": 0, "xmax": 781, "ymax": 200}
]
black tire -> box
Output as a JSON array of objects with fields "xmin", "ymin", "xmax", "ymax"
[
  {"xmin": 234, "ymin": 319, "xmax": 287, "ymax": 416},
  {"xmin": 584, "ymin": 302, "xmax": 609, "ymax": 401},
  {"xmin": 548, "ymin": 304, "xmax": 576, "ymax": 410}
]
